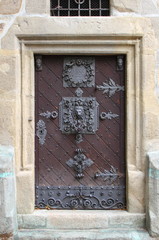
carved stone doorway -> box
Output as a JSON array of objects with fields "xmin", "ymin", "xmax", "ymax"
[{"xmin": 35, "ymin": 55, "xmax": 126, "ymax": 210}]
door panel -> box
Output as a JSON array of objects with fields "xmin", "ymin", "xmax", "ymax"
[{"xmin": 35, "ymin": 55, "xmax": 126, "ymax": 210}]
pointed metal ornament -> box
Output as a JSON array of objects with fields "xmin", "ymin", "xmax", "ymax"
[
  {"xmin": 95, "ymin": 166, "xmax": 120, "ymax": 184},
  {"xmin": 40, "ymin": 110, "xmax": 58, "ymax": 119},
  {"xmin": 96, "ymin": 78, "xmax": 124, "ymax": 97},
  {"xmin": 100, "ymin": 111, "xmax": 119, "ymax": 120}
]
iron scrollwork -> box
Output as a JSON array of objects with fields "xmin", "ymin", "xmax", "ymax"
[
  {"xmin": 96, "ymin": 78, "xmax": 124, "ymax": 97},
  {"xmin": 36, "ymin": 119, "xmax": 47, "ymax": 145},
  {"xmin": 66, "ymin": 149, "xmax": 94, "ymax": 179},
  {"xmin": 63, "ymin": 57, "xmax": 95, "ymax": 87},
  {"xmin": 35, "ymin": 185, "xmax": 125, "ymax": 210}
]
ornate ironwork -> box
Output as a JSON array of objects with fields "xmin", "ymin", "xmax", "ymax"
[
  {"xmin": 40, "ymin": 110, "xmax": 58, "ymax": 119},
  {"xmin": 50, "ymin": 0, "xmax": 110, "ymax": 17},
  {"xmin": 74, "ymin": 0, "xmax": 85, "ymax": 4},
  {"xmin": 63, "ymin": 57, "xmax": 95, "ymax": 87},
  {"xmin": 59, "ymin": 89, "xmax": 99, "ymax": 135},
  {"xmin": 36, "ymin": 120, "xmax": 47, "ymax": 145},
  {"xmin": 100, "ymin": 111, "xmax": 119, "ymax": 120},
  {"xmin": 75, "ymin": 87, "xmax": 83, "ymax": 97},
  {"xmin": 66, "ymin": 149, "xmax": 94, "ymax": 179},
  {"xmin": 96, "ymin": 78, "xmax": 124, "ymax": 97},
  {"xmin": 35, "ymin": 55, "xmax": 42, "ymax": 71},
  {"xmin": 94, "ymin": 166, "xmax": 120, "ymax": 184},
  {"xmin": 35, "ymin": 185, "xmax": 125, "ymax": 210},
  {"xmin": 117, "ymin": 55, "xmax": 124, "ymax": 71}
]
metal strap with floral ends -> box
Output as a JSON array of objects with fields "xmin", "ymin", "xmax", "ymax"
[
  {"xmin": 94, "ymin": 166, "xmax": 120, "ymax": 184},
  {"xmin": 96, "ymin": 78, "xmax": 124, "ymax": 97},
  {"xmin": 100, "ymin": 111, "xmax": 119, "ymax": 120},
  {"xmin": 40, "ymin": 110, "xmax": 58, "ymax": 119}
]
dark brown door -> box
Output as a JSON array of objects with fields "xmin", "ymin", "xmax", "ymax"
[{"xmin": 35, "ymin": 55, "xmax": 126, "ymax": 210}]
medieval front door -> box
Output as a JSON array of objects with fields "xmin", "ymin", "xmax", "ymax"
[{"xmin": 35, "ymin": 55, "xmax": 126, "ymax": 210}]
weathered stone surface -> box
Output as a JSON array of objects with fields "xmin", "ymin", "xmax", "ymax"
[
  {"xmin": 0, "ymin": 218, "xmax": 14, "ymax": 234},
  {"xmin": 0, "ymin": 145, "xmax": 14, "ymax": 172},
  {"xmin": 0, "ymin": 0, "xmax": 22, "ymax": 15},
  {"xmin": 0, "ymin": 23, "xmax": 5, "ymax": 33},
  {"xmin": 19, "ymin": 215, "xmax": 46, "ymax": 229},
  {"xmin": 16, "ymin": 170, "xmax": 35, "ymax": 214},
  {"xmin": 0, "ymin": 232, "xmax": 14, "ymax": 240},
  {"xmin": 46, "ymin": 210, "xmax": 109, "ymax": 229},
  {"xmin": 17, "ymin": 229, "xmax": 154, "ymax": 240},
  {"xmin": 147, "ymin": 151, "xmax": 159, "ymax": 237},
  {"xmin": 0, "ymin": 145, "xmax": 17, "ymax": 237},
  {"xmin": 111, "ymin": 0, "xmax": 140, "ymax": 14},
  {"xmin": 18, "ymin": 210, "xmax": 146, "ymax": 230},
  {"xmin": 25, "ymin": 0, "xmax": 50, "ymax": 14},
  {"xmin": 0, "ymin": 55, "xmax": 17, "ymax": 96},
  {"xmin": 150, "ymin": 18, "xmax": 159, "ymax": 48},
  {"xmin": 0, "ymin": 100, "xmax": 15, "ymax": 145},
  {"xmin": 111, "ymin": 0, "xmax": 159, "ymax": 15},
  {"xmin": 141, "ymin": 0, "xmax": 159, "ymax": 15},
  {"xmin": 144, "ymin": 113, "xmax": 159, "ymax": 139},
  {"xmin": 1, "ymin": 17, "xmax": 153, "ymax": 50},
  {"xmin": 109, "ymin": 214, "xmax": 145, "ymax": 228},
  {"xmin": 128, "ymin": 170, "xmax": 145, "ymax": 213}
]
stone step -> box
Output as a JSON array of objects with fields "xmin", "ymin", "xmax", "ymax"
[
  {"xmin": 17, "ymin": 229, "xmax": 157, "ymax": 240},
  {"xmin": 18, "ymin": 210, "xmax": 145, "ymax": 230}
]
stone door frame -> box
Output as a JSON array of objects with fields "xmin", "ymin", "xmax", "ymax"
[{"xmin": 17, "ymin": 34, "xmax": 143, "ymax": 216}]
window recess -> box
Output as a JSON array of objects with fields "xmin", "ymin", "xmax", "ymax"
[{"xmin": 50, "ymin": 0, "xmax": 110, "ymax": 17}]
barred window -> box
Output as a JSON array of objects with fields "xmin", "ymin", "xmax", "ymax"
[{"xmin": 51, "ymin": 0, "xmax": 110, "ymax": 17}]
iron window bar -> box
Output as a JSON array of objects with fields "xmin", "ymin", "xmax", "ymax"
[{"xmin": 50, "ymin": 0, "xmax": 110, "ymax": 17}]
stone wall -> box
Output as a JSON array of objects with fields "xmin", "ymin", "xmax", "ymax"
[
  {"xmin": 0, "ymin": 146, "xmax": 17, "ymax": 240},
  {"xmin": 0, "ymin": 0, "xmax": 159, "ymax": 239}
]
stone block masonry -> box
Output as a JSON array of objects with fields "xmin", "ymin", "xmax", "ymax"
[
  {"xmin": 0, "ymin": 145, "xmax": 17, "ymax": 239},
  {"xmin": 147, "ymin": 151, "xmax": 159, "ymax": 237}
]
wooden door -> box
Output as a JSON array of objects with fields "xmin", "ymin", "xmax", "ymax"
[{"xmin": 35, "ymin": 55, "xmax": 126, "ymax": 210}]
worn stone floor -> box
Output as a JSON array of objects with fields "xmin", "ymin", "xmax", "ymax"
[{"xmin": 16, "ymin": 229, "xmax": 159, "ymax": 240}]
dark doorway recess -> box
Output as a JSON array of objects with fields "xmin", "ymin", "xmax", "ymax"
[{"xmin": 35, "ymin": 55, "xmax": 126, "ymax": 210}]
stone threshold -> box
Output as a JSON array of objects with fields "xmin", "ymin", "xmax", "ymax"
[
  {"xmin": 18, "ymin": 210, "xmax": 145, "ymax": 230},
  {"xmin": 17, "ymin": 229, "xmax": 155, "ymax": 240}
]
